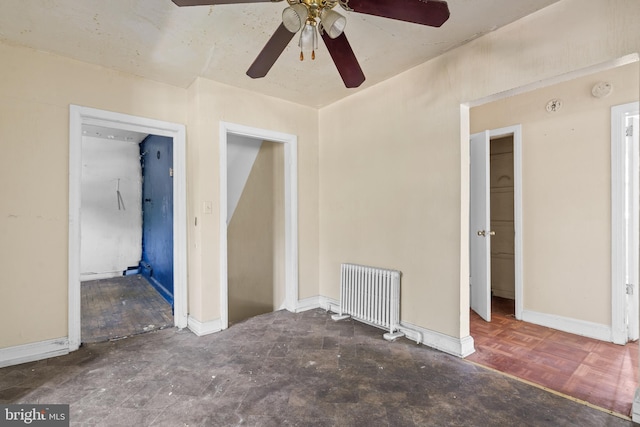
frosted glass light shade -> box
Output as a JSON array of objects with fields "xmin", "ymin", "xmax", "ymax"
[
  {"xmin": 320, "ymin": 9, "xmax": 346, "ymax": 39},
  {"xmin": 282, "ymin": 3, "xmax": 308, "ymax": 33},
  {"xmin": 299, "ymin": 23, "xmax": 318, "ymax": 51}
]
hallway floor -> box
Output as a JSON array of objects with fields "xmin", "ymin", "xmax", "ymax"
[
  {"xmin": 468, "ymin": 297, "xmax": 638, "ymax": 418},
  {"xmin": 81, "ymin": 275, "xmax": 173, "ymax": 343},
  {"xmin": 0, "ymin": 309, "xmax": 633, "ymax": 426}
]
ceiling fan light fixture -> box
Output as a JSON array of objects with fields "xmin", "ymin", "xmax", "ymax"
[
  {"xmin": 282, "ymin": 3, "xmax": 308, "ymax": 33},
  {"xmin": 298, "ymin": 21, "xmax": 318, "ymax": 60},
  {"xmin": 320, "ymin": 9, "xmax": 346, "ymax": 39}
]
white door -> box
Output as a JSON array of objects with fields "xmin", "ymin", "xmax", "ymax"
[
  {"xmin": 626, "ymin": 113, "xmax": 640, "ymax": 341},
  {"xmin": 612, "ymin": 103, "xmax": 639, "ymax": 344},
  {"xmin": 470, "ymin": 131, "xmax": 492, "ymax": 322}
]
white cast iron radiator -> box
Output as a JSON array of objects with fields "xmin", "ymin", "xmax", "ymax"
[{"xmin": 332, "ymin": 263, "xmax": 404, "ymax": 341}]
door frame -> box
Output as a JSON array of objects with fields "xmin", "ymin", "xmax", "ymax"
[
  {"xmin": 463, "ymin": 54, "xmax": 639, "ymax": 343},
  {"xmin": 469, "ymin": 126, "xmax": 523, "ymax": 320},
  {"xmin": 219, "ymin": 121, "xmax": 299, "ymax": 330},
  {"xmin": 68, "ymin": 105, "xmax": 188, "ymax": 351},
  {"xmin": 611, "ymin": 101, "xmax": 640, "ymax": 344}
]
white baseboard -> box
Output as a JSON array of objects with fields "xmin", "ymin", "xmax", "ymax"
[
  {"xmin": 399, "ymin": 321, "xmax": 475, "ymax": 358},
  {"xmin": 295, "ymin": 296, "xmax": 342, "ymax": 314},
  {"xmin": 316, "ymin": 297, "xmax": 474, "ymax": 357},
  {"xmin": 295, "ymin": 296, "xmax": 325, "ymax": 312},
  {"xmin": 80, "ymin": 271, "xmax": 122, "ymax": 282},
  {"xmin": 521, "ymin": 309, "xmax": 612, "ymax": 342},
  {"xmin": 0, "ymin": 338, "xmax": 69, "ymax": 368},
  {"xmin": 187, "ymin": 316, "xmax": 222, "ymax": 337},
  {"xmin": 318, "ymin": 296, "xmax": 339, "ymax": 313}
]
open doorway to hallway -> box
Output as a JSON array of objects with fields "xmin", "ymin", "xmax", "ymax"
[
  {"xmin": 68, "ymin": 105, "xmax": 188, "ymax": 352},
  {"xmin": 467, "ymin": 57, "xmax": 639, "ymax": 419},
  {"xmin": 218, "ymin": 122, "xmax": 299, "ymax": 331},
  {"xmin": 469, "ymin": 127, "xmax": 522, "ymax": 323},
  {"xmin": 79, "ymin": 126, "xmax": 175, "ymax": 342},
  {"xmin": 226, "ymin": 138, "xmax": 285, "ymax": 325}
]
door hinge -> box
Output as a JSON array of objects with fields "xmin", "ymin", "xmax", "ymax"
[
  {"xmin": 169, "ymin": 168, "xmax": 174, "ymax": 177},
  {"xmin": 626, "ymin": 124, "xmax": 634, "ymax": 137},
  {"xmin": 627, "ymin": 283, "xmax": 634, "ymax": 295}
]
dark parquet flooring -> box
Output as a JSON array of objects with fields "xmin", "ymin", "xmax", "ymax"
[
  {"xmin": 0, "ymin": 309, "xmax": 633, "ymax": 426},
  {"xmin": 81, "ymin": 275, "xmax": 173, "ymax": 343},
  {"xmin": 468, "ymin": 297, "xmax": 638, "ymax": 418}
]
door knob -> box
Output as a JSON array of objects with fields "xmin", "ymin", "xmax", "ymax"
[{"xmin": 477, "ymin": 230, "xmax": 496, "ymax": 236}]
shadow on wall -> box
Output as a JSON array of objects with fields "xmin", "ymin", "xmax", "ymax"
[{"xmin": 228, "ymin": 140, "xmax": 285, "ymax": 324}]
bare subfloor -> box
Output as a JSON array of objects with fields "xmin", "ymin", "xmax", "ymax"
[
  {"xmin": 0, "ymin": 309, "xmax": 633, "ymax": 426},
  {"xmin": 81, "ymin": 274, "xmax": 173, "ymax": 343}
]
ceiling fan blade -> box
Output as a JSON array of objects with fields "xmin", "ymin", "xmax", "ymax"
[
  {"xmin": 247, "ymin": 23, "xmax": 295, "ymax": 79},
  {"xmin": 172, "ymin": 0, "xmax": 275, "ymax": 6},
  {"xmin": 321, "ymin": 31, "xmax": 365, "ymax": 88},
  {"xmin": 345, "ymin": 0, "xmax": 450, "ymax": 27}
]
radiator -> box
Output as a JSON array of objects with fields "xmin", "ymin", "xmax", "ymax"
[{"xmin": 332, "ymin": 263, "xmax": 404, "ymax": 341}]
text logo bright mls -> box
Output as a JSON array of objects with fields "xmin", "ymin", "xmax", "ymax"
[{"xmin": 0, "ymin": 405, "xmax": 69, "ymax": 426}]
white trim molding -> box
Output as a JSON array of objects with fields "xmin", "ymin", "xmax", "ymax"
[
  {"xmin": 318, "ymin": 296, "xmax": 340, "ymax": 314},
  {"xmin": 0, "ymin": 338, "xmax": 69, "ymax": 368},
  {"xmin": 611, "ymin": 101, "xmax": 640, "ymax": 344},
  {"xmin": 219, "ymin": 121, "xmax": 299, "ymax": 331},
  {"xmin": 400, "ymin": 321, "xmax": 475, "ymax": 358},
  {"xmin": 521, "ymin": 310, "xmax": 612, "ymax": 342},
  {"xmin": 69, "ymin": 105, "xmax": 188, "ymax": 353},
  {"xmin": 187, "ymin": 316, "xmax": 222, "ymax": 337},
  {"xmin": 296, "ymin": 296, "xmax": 323, "ymax": 313},
  {"xmin": 322, "ymin": 295, "xmax": 474, "ymax": 357}
]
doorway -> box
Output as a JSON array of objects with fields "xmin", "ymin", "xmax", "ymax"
[
  {"xmin": 467, "ymin": 57, "xmax": 639, "ymax": 342},
  {"xmin": 227, "ymin": 139, "xmax": 284, "ymax": 324},
  {"xmin": 219, "ymin": 122, "xmax": 299, "ymax": 330},
  {"xmin": 469, "ymin": 126, "xmax": 523, "ymax": 323},
  {"xmin": 69, "ymin": 105, "xmax": 188, "ymax": 352},
  {"xmin": 79, "ymin": 127, "xmax": 174, "ymax": 342},
  {"xmin": 612, "ymin": 101, "xmax": 640, "ymax": 344}
]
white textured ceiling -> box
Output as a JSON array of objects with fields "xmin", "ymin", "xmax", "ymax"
[{"xmin": 0, "ymin": 0, "xmax": 560, "ymax": 108}]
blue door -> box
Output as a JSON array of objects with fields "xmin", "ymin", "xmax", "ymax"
[{"xmin": 140, "ymin": 135, "xmax": 174, "ymax": 306}]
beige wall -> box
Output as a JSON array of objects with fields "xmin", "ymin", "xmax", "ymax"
[
  {"xmin": 0, "ymin": 43, "xmax": 320, "ymax": 349},
  {"xmin": 471, "ymin": 62, "xmax": 639, "ymax": 326},
  {"xmin": 0, "ymin": 43, "xmax": 187, "ymax": 348},
  {"xmin": 1, "ymin": 0, "xmax": 639, "ymax": 353},
  {"xmin": 186, "ymin": 77, "xmax": 319, "ymax": 323},
  {"xmin": 318, "ymin": 0, "xmax": 640, "ymax": 339},
  {"xmin": 228, "ymin": 141, "xmax": 285, "ymax": 323}
]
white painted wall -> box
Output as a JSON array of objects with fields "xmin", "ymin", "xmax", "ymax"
[
  {"xmin": 226, "ymin": 134, "xmax": 262, "ymax": 223},
  {"xmin": 80, "ymin": 136, "xmax": 142, "ymax": 280}
]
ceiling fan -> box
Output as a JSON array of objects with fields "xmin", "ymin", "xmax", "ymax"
[{"xmin": 172, "ymin": 0, "xmax": 450, "ymax": 88}]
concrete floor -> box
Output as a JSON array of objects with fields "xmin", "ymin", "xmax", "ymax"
[{"xmin": 0, "ymin": 309, "xmax": 633, "ymax": 426}]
